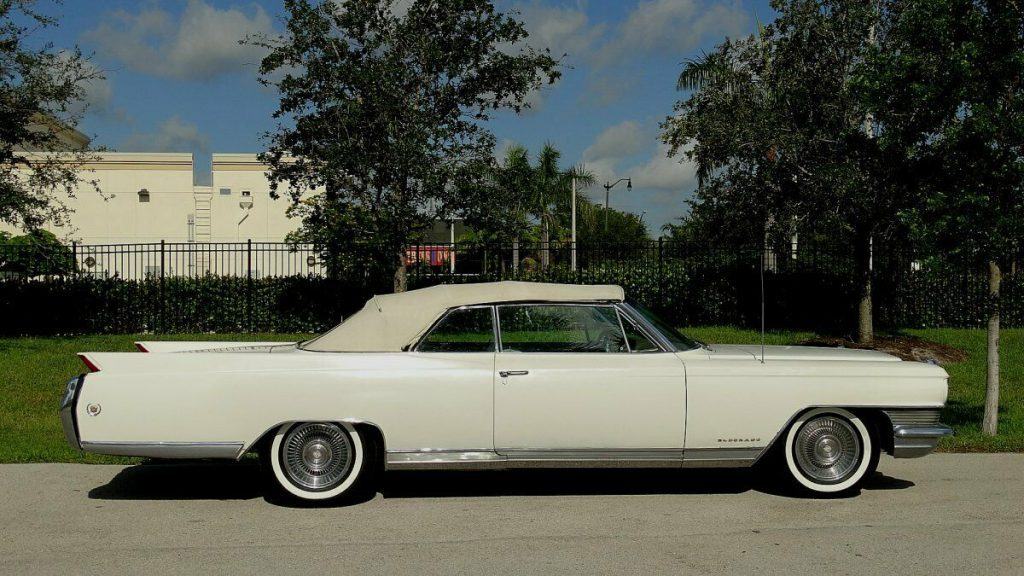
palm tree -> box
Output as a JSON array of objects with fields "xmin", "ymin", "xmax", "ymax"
[{"xmin": 532, "ymin": 144, "xmax": 596, "ymax": 268}]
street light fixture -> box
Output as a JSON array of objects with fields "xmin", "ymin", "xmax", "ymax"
[{"xmin": 602, "ymin": 178, "xmax": 632, "ymax": 232}]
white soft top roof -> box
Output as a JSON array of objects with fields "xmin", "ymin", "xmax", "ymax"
[{"xmin": 303, "ymin": 281, "xmax": 625, "ymax": 352}]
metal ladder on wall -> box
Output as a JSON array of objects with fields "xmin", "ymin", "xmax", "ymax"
[{"xmin": 192, "ymin": 186, "xmax": 213, "ymax": 274}]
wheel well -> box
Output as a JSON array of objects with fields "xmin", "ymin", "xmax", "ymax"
[
  {"xmin": 849, "ymin": 408, "xmax": 894, "ymax": 455},
  {"xmin": 759, "ymin": 406, "xmax": 892, "ymax": 463},
  {"xmin": 244, "ymin": 420, "xmax": 388, "ymax": 465}
]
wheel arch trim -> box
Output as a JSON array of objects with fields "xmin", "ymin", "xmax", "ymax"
[
  {"xmin": 750, "ymin": 405, "xmax": 938, "ymax": 466},
  {"xmin": 241, "ymin": 417, "xmax": 387, "ymax": 460}
]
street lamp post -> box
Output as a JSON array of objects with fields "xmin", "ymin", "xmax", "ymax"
[
  {"xmin": 602, "ymin": 178, "xmax": 632, "ymax": 232},
  {"xmin": 571, "ymin": 176, "xmax": 577, "ymax": 271}
]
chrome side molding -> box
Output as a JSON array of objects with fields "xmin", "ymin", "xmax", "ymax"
[{"xmin": 80, "ymin": 441, "xmax": 245, "ymax": 459}]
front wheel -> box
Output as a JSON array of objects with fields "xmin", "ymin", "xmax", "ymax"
[
  {"xmin": 262, "ymin": 421, "xmax": 374, "ymax": 503},
  {"xmin": 781, "ymin": 408, "xmax": 878, "ymax": 496}
]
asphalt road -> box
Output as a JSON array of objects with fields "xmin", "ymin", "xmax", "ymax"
[{"xmin": 1, "ymin": 454, "xmax": 1021, "ymax": 575}]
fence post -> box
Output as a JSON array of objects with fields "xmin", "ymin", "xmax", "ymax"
[
  {"xmin": 657, "ymin": 238, "xmax": 664, "ymax": 309},
  {"xmin": 246, "ymin": 239, "xmax": 253, "ymax": 332},
  {"xmin": 71, "ymin": 241, "xmax": 77, "ymax": 275},
  {"xmin": 159, "ymin": 240, "xmax": 165, "ymax": 332}
]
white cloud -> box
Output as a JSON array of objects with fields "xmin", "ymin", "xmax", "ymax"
[
  {"xmin": 583, "ymin": 120, "xmax": 646, "ymax": 163},
  {"xmin": 594, "ymin": 0, "xmax": 749, "ymax": 67},
  {"xmin": 627, "ymin": 143, "xmax": 697, "ymax": 191},
  {"xmin": 515, "ymin": 1, "xmax": 605, "ymax": 63},
  {"xmin": 122, "ymin": 117, "xmax": 208, "ymax": 152},
  {"xmin": 84, "ymin": 0, "xmax": 275, "ymax": 81}
]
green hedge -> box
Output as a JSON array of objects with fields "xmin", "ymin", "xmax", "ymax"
[
  {"xmin": 0, "ymin": 262, "xmax": 1018, "ymax": 336},
  {"xmin": 0, "ymin": 276, "xmax": 380, "ymax": 335}
]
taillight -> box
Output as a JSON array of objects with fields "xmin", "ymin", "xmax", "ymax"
[{"xmin": 78, "ymin": 354, "xmax": 100, "ymax": 373}]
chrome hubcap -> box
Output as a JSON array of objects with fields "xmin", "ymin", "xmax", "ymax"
[
  {"xmin": 794, "ymin": 415, "xmax": 861, "ymax": 484},
  {"xmin": 281, "ymin": 423, "xmax": 353, "ymax": 491}
]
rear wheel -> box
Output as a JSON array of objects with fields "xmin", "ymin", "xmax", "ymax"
[
  {"xmin": 262, "ymin": 421, "xmax": 375, "ymax": 503},
  {"xmin": 782, "ymin": 408, "xmax": 878, "ymax": 496}
]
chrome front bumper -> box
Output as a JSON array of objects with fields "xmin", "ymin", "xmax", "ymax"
[
  {"xmin": 59, "ymin": 375, "xmax": 83, "ymax": 451},
  {"xmin": 885, "ymin": 409, "xmax": 953, "ymax": 458}
]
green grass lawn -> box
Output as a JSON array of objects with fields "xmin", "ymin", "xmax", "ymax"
[{"xmin": 1, "ymin": 328, "xmax": 1020, "ymax": 463}]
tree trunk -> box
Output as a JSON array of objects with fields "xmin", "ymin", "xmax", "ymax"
[
  {"xmin": 982, "ymin": 260, "xmax": 1001, "ymax": 436},
  {"xmin": 393, "ymin": 250, "xmax": 407, "ymax": 293},
  {"xmin": 855, "ymin": 233, "xmax": 874, "ymax": 344}
]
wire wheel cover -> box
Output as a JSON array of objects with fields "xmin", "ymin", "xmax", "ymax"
[
  {"xmin": 793, "ymin": 415, "xmax": 861, "ymax": 484},
  {"xmin": 281, "ymin": 423, "xmax": 354, "ymax": 491}
]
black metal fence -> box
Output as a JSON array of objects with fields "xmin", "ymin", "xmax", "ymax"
[{"xmin": 0, "ymin": 240, "xmax": 1019, "ymax": 335}]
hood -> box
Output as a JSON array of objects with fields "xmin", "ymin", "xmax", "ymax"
[{"xmin": 706, "ymin": 344, "xmax": 900, "ymax": 362}]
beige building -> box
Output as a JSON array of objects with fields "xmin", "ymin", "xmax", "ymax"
[
  {"xmin": 3, "ymin": 152, "xmax": 303, "ymax": 245},
  {"xmin": 1, "ymin": 147, "xmax": 319, "ymax": 278}
]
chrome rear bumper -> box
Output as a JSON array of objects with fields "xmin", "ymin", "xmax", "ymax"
[
  {"xmin": 885, "ymin": 409, "xmax": 953, "ymax": 458},
  {"xmin": 59, "ymin": 375, "xmax": 83, "ymax": 451}
]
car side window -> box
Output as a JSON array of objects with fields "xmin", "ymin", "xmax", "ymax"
[
  {"xmin": 619, "ymin": 311, "xmax": 660, "ymax": 352},
  {"xmin": 417, "ymin": 307, "xmax": 495, "ymax": 352},
  {"xmin": 498, "ymin": 305, "xmax": 628, "ymax": 353}
]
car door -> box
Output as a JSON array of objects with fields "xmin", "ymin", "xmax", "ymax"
[
  {"xmin": 493, "ymin": 303, "xmax": 687, "ymax": 459},
  {"xmin": 402, "ymin": 305, "xmax": 498, "ymax": 455}
]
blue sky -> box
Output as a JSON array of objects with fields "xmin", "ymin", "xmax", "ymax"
[{"xmin": 39, "ymin": 0, "xmax": 772, "ymax": 233}]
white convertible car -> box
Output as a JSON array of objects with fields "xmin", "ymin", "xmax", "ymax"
[{"xmin": 61, "ymin": 281, "xmax": 952, "ymax": 501}]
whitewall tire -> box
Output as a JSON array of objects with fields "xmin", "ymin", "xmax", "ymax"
[
  {"xmin": 783, "ymin": 408, "xmax": 876, "ymax": 495},
  {"xmin": 266, "ymin": 421, "xmax": 368, "ymax": 502}
]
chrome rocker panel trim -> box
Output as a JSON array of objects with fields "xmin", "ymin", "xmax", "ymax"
[
  {"xmin": 80, "ymin": 441, "xmax": 245, "ymax": 459},
  {"xmin": 385, "ymin": 447, "xmax": 762, "ymax": 470}
]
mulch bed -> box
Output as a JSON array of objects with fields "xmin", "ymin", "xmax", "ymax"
[{"xmin": 800, "ymin": 335, "xmax": 969, "ymax": 365}]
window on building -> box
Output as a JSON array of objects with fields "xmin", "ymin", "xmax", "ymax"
[
  {"xmin": 138, "ymin": 189, "xmax": 150, "ymax": 203},
  {"xmin": 219, "ymin": 188, "xmax": 231, "ymax": 195}
]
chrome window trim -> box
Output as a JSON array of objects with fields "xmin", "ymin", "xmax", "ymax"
[
  {"xmin": 494, "ymin": 301, "xmax": 631, "ymax": 354},
  {"xmin": 615, "ymin": 302, "xmax": 675, "ymax": 352},
  {"xmin": 614, "ymin": 308, "xmax": 633, "ymax": 353},
  {"xmin": 411, "ymin": 304, "xmax": 498, "ymax": 353},
  {"xmin": 614, "ymin": 305, "xmax": 669, "ymax": 353}
]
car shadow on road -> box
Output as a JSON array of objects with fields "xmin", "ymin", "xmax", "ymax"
[
  {"xmin": 88, "ymin": 460, "xmax": 264, "ymax": 501},
  {"xmin": 88, "ymin": 460, "xmax": 914, "ymax": 504}
]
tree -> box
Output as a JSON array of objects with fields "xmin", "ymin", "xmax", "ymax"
[
  {"xmin": 528, "ymin": 143, "xmax": 595, "ymax": 267},
  {"xmin": 662, "ymin": 0, "xmax": 912, "ymax": 344},
  {"xmin": 870, "ymin": 0, "xmax": 1024, "ymax": 435},
  {"xmin": 0, "ymin": 0, "xmax": 102, "ymax": 232},
  {"xmin": 0, "ymin": 229, "xmax": 74, "ymax": 276},
  {"xmin": 249, "ymin": 0, "xmax": 560, "ymax": 291},
  {"xmin": 457, "ymin": 144, "xmax": 536, "ymax": 244}
]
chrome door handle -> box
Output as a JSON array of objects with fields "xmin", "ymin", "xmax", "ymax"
[{"xmin": 499, "ymin": 370, "xmax": 529, "ymax": 377}]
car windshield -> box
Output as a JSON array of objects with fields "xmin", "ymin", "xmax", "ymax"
[{"xmin": 627, "ymin": 302, "xmax": 701, "ymax": 351}]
